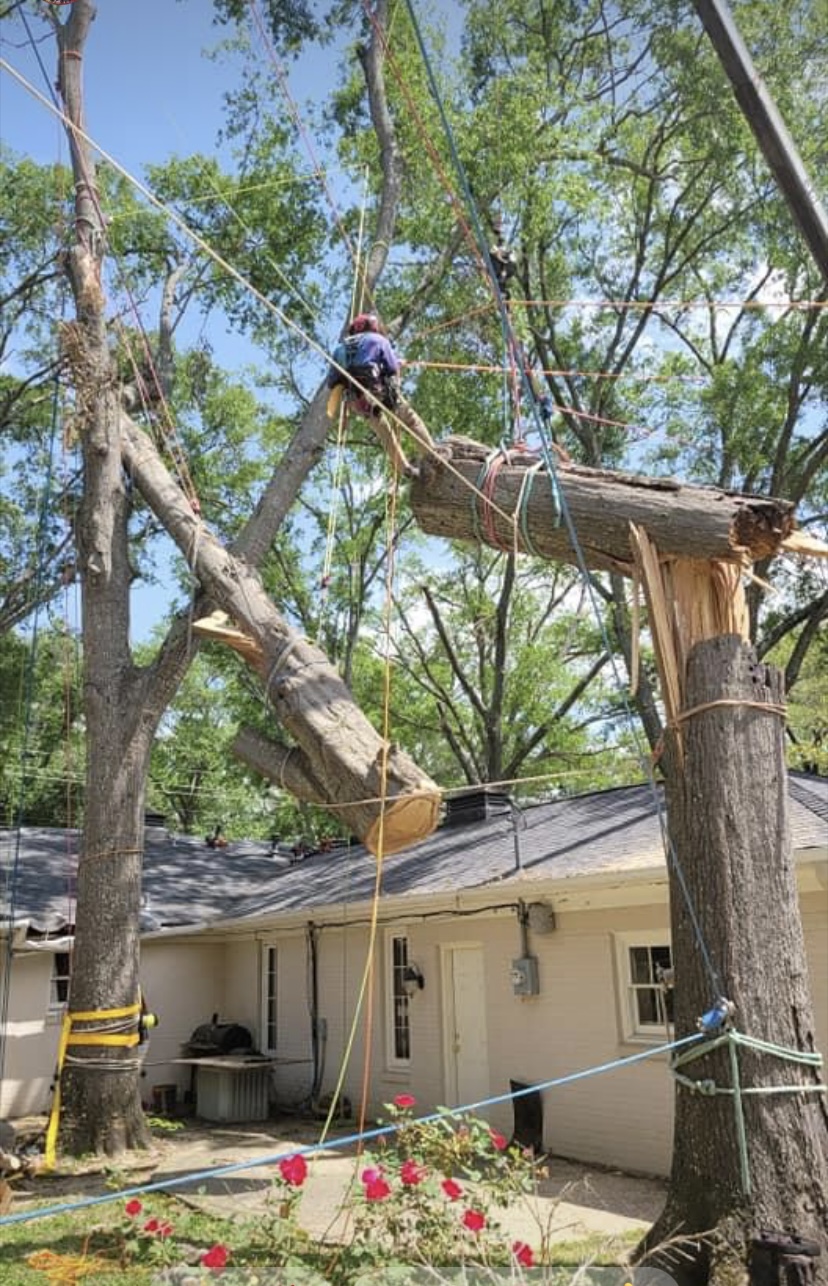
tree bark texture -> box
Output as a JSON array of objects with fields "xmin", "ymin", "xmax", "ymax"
[
  {"xmin": 641, "ymin": 636, "xmax": 828, "ymax": 1284},
  {"xmin": 56, "ymin": 0, "xmax": 151, "ymax": 1157},
  {"xmin": 121, "ymin": 418, "xmax": 440, "ymax": 855},
  {"xmin": 410, "ymin": 437, "xmax": 796, "ymax": 575}
]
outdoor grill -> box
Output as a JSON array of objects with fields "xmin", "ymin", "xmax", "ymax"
[{"xmin": 183, "ymin": 1014, "xmax": 254, "ymax": 1058}]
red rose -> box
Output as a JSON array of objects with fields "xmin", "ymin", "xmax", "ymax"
[
  {"xmin": 364, "ymin": 1176, "xmax": 391, "ymax": 1201},
  {"xmin": 400, "ymin": 1159, "xmax": 426, "ymax": 1186},
  {"xmin": 441, "ymin": 1177, "xmax": 463, "ymax": 1201},
  {"xmin": 158, "ymin": 1222, "xmax": 173, "ymax": 1239},
  {"xmin": 489, "ymin": 1128, "xmax": 508, "ymax": 1151},
  {"xmin": 513, "ymin": 1240, "xmax": 534, "ymax": 1267},
  {"xmin": 462, "ymin": 1208, "xmax": 486, "ymax": 1233},
  {"xmin": 201, "ymin": 1244, "xmax": 230, "ymax": 1268},
  {"xmin": 393, "ymin": 1093, "xmax": 416, "ymax": 1109},
  {"xmin": 124, "ymin": 1199, "xmax": 142, "ymax": 1217},
  {"xmin": 278, "ymin": 1153, "xmax": 308, "ymax": 1187},
  {"xmin": 143, "ymin": 1218, "xmax": 160, "ymax": 1233}
]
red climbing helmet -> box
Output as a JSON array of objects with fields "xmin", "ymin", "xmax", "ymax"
[{"xmin": 348, "ymin": 312, "xmax": 379, "ymax": 335}]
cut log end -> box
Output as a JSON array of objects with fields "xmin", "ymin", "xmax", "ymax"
[
  {"xmin": 364, "ymin": 790, "xmax": 442, "ymax": 856},
  {"xmin": 731, "ymin": 501, "xmax": 796, "ymax": 561}
]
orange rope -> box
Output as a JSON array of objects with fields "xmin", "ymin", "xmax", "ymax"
[
  {"xmin": 512, "ymin": 296, "xmax": 828, "ymax": 312},
  {"xmin": 404, "ymin": 358, "xmax": 706, "ymax": 384}
]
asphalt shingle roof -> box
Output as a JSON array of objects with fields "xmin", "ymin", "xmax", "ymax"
[{"xmin": 2, "ymin": 774, "xmax": 824, "ymax": 933}]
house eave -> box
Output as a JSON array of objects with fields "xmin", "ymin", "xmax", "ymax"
[{"xmin": 184, "ymin": 843, "xmax": 827, "ymax": 943}]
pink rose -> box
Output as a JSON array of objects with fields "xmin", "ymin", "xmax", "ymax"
[
  {"xmin": 513, "ymin": 1240, "xmax": 535, "ymax": 1268},
  {"xmin": 278, "ymin": 1153, "xmax": 308, "ymax": 1187},
  {"xmin": 441, "ymin": 1177, "xmax": 463, "ymax": 1201},
  {"xmin": 400, "ymin": 1159, "xmax": 426, "ymax": 1186},
  {"xmin": 462, "ymin": 1208, "xmax": 486, "ymax": 1233},
  {"xmin": 393, "ymin": 1093, "xmax": 416, "ymax": 1109},
  {"xmin": 364, "ymin": 1176, "xmax": 391, "ymax": 1201},
  {"xmin": 201, "ymin": 1244, "xmax": 230, "ymax": 1268}
]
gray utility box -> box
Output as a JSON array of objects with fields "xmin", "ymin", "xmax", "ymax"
[{"xmin": 511, "ymin": 955, "xmax": 540, "ymax": 996}]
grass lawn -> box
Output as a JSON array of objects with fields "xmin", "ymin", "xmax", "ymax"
[{"xmin": 1, "ymin": 1193, "xmax": 641, "ymax": 1284}]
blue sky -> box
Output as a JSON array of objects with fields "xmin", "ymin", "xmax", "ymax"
[{"xmin": 2, "ymin": 1, "xmax": 246, "ymax": 170}]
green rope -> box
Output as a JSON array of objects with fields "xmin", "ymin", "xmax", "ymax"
[
  {"xmin": 670, "ymin": 1028, "xmax": 826, "ymax": 1198},
  {"xmin": 515, "ymin": 460, "xmax": 560, "ymax": 556},
  {"xmin": 727, "ymin": 1031, "xmax": 751, "ymax": 1197}
]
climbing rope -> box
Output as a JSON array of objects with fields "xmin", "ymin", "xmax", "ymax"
[
  {"xmin": 1, "ymin": 1030, "xmax": 705, "ymax": 1229},
  {"xmin": 671, "ymin": 1027, "xmax": 826, "ymax": 1197}
]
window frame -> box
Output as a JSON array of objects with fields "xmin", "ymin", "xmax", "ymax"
[
  {"xmin": 48, "ymin": 950, "xmax": 72, "ymax": 1015},
  {"xmin": 385, "ymin": 928, "xmax": 412, "ymax": 1070},
  {"xmin": 613, "ymin": 930, "xmax": 673, "ymax": 1043},
  {"xmin": 260, "ymin": 943, "xmax": 278, "ymax": 1055}
]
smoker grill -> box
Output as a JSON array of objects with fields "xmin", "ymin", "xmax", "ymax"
[{"xmin": 183, "ymin": 1014, "xmax": 254, "ymax": 1058}]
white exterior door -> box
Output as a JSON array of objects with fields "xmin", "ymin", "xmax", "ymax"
[{"xmin": 441, "ymin": 944, "xmax": 489, "ymax": 1109}]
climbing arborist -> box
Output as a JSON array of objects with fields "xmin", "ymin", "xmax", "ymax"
[
  {"xmin": 326, "ymin": 313, "xmax": 435, "ymax": 479},
  {"xmin": 489, "ymin": 242, "xmax": 518, "ymax": 300}
]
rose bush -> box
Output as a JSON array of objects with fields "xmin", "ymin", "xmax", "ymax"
[{"xmin": 106, "ymin": 1104, "xmax": 544, "ymax": 1283}]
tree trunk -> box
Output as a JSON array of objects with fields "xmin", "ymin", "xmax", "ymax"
[
  {"xmin": 45, "ymin": 0, "xmax": 433, "ymax": 1160},
  {"xmin": 121, "ymin": 417, "xmax": 440, "ymax": 855},
  {"xmin": 640, "ymin": 635, "xmax": 828, "ymax": 1284},
  {"xmin": 410, "ymin": 437, "xmax": 797, "ymax": 575},
  {"xmin": 55, "ymin": 0, "xmax": 152, "ymax": 1156}
]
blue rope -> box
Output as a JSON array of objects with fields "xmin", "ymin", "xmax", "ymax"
[
  {"xmin": 0, "ymin": 1031, "xmax": 703, "ymax": 1228},
  {"xmin": 405, "ymin": 0, "xmax": 721, "ymax": 999}
]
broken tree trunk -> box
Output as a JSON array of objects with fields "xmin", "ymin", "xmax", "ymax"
[
  {"xmin": 639, "ymin": 634, "xmax": 828, "ymax": 1285},
  {"xmin": 410, "ymin": 436, "xmax": 803, "ymax": 575},
  {"xmin": 627, "ymin": 528, "xmax": 828, "ymax": 1283},
  {"xmin": 120, "ymin": 417, "xmax": 440, "ymax": 855}
]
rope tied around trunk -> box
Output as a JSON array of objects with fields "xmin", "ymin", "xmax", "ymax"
[{"xmin": 671, "ymin": 1029, "xmax": 826, "ymax": 1197}]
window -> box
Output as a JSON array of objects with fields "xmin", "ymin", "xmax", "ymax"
[
  {"xmin": 615, "ymin": 933, "xmax": 673, "ymax": 1041},
  {"xmin": 50, "ymin": 952, "xmax": 71, "ymax": 1012},
  {"xmin": 386, "ymin": 931, "xmax": 411, "ymax": 1066},
  {"xmin": 261, "ymin": 946, "xmax": 278, "ymax": 1054}
]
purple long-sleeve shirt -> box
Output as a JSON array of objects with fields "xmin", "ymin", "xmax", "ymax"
[{"xmin": 328, "ymin": 332, "xmax": 401, "ymax": 387}]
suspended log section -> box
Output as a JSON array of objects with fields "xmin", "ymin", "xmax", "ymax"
[
  {"xmin": 120, "ymin": 417, "xmax": 440, "ymax": 856},
  {"xmin": 409, "ymin": 436, "xmax": 808, "ymax": 575},
  {"xmin": 409, "ymin": 437, "xmax": 828, "ymax": 1266}
]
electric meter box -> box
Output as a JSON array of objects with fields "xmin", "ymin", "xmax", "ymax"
[{"xmin": 511, "ymin": 955, "xmax": 539, "ymax": 996}]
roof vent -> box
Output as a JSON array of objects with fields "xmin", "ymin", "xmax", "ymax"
[{"xmin": 443, "ymin": 788, "xmax": 512, "ymax": 828}]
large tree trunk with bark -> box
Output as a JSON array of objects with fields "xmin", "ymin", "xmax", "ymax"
[
  {"xmin": 46, "ymin": 0, "xmax": 434, "ymax": 1160},
  {"xmin": 410, "ymin": 437, "xmax": 799, "ymax": 575},
  {"xmin": 55, "ymin": 0, "xmax": 152, "ymax": 1155},
  {"xmin": 641, "ymin": 636, "xmax": 828, "ymax": 1284}
]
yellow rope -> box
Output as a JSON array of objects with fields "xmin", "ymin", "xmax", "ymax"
[
  {"xmin": 317, "ymin": 467, "xmax": 400, "ymax": 1148},
  {"xmin": 27, "ymin": 1249, "xmax": 111, "ymax": 1284}
]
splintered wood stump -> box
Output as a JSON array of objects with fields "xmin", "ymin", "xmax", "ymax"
[
  {"xmin": 410, "ymin": 437, "xmax": 798, "ymax": 575},
  {"xmin": 120, "ymin": 417, "xmax": 440, "ymax": 855}
]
